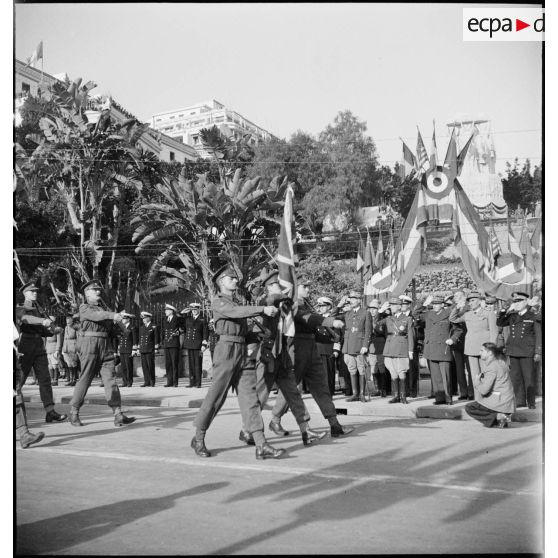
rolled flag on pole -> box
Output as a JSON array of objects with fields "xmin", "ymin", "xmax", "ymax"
[
  {"xmin": 375, "ymin": 226, "xmax": 384, "ymax": 270},
  {"xmin": 530, "ymin": 217, "xmax": 542, "ymax": 275},
  {"xmin": 277, "ymin": 184, "xmax": 297, "ymax": 340},
  {"xmin": 26, "ymin": 41, "xmax": 43, "ymax": 68},
  {"xmin": 519, "ymin": 221, "xmax": 535, "ymax": 273},
  {"xmin": 363, "ymin": 229, "xmax": 375, "ymax": 282},
  {"xmin": 430, "ymin": 120, "xmax": 438, "ymax": 169},
  {"xmin": 444, "ymin": 128, "xmax": 458, "ymax": 176},
  {"xmin": 356, "ymin": 231, "xmax": 365, "ymax": 276}
]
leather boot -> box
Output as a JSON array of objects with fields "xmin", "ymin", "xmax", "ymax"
[
  {"xmin": 19, "ymin": 429, "xmax": 45, "ymax": 449},
  {"xmin": 46, "ymin": 409, "xmax": 68, "ymax": 423},
  {"xmin": 114, "ymin": 413, "xmax": 136, "ymax": 427},
  {"xmin": 346, "ymin": 376, "xmax": 360, "ymax": 402},
  {"xmin": 400, "ymin": 378, "xmax": 408, "ymax": 404},
  {"xmin": 301, "ymin": 428, "xmax": 327, "ymax": 446},
  {"xmin": 49, "ymin": 368, "xmax": 58, "ymax": 386},
  {"xmin": 330, "ymin": 423, "xmax": 355, "ymax": 437},
  {"xmin": 239, "ymin": 430, "xmax": 255, "ymax": 446},
  {"xmin": 255, "ymin": 443, "xmax": 286, "ymax": 460},
  {"xmin": 269, "ymin": 420, "xmax": 290, "ymax": 436},
  {"xmin": 69, "ymin": 407, "xmax": 83, "ymax": 427},
  {"xmin": 371, "ymin": 374, "xmax": 381, "ymax": 397},
  {"xmin": 191, "ymin": 436, "xmax": 211, "ymax": 457},
  {"xmin": 388, "ymin": 379, "xmax": 400, "ymax": 403}
]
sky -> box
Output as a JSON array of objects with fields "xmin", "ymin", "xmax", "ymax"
[{"xmin": 14, "ymin": 3, "xmax": 543, "ymax": 174}]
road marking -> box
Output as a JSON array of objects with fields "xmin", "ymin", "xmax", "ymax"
[{"xmin": 17, "ymin": 446, "xmax": 538, "ymax": 497}]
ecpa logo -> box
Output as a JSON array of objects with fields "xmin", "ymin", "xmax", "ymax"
[{"xmin": 463, "ymin": 8, "xmax": 544, "ymax": 41}]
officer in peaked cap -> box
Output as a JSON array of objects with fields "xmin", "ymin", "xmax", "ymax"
[
  {"xmin": 261, "ymin": 269, "xmax": 280, "ymax": 287},
  {"xmin": 212, "ymin": 264, "xmax": 238, "ymax": 286},
  {"xmin": 139, "ymin": 311, "xmax": 159, "ymax": 387},
  {"xmin": 68, "ymin": 279, "xmax": 134, "ymax": 427},
  {"xmin": 366, "ymin": 298, "xmax": 388, "ymax": 397},
  {"xmin": 399, "ymin": 294, "xmax": 420, "ymax": 398},
  {"xmin": 182, "ymin": 301, "xmax": 209, "ymax": 388},
  {"xmin": 163, "ymin": 303, "xmax": 181, "ymax": 387},
  {"xmin": 497, "ymin": 290, "xmax": 541, "ymax": 409},
  {"xmin": 15, "ymin": 282, "xmax": 68, "ymax": 424},
  {"xmin": 117, "ymin": 312, "xmax": 138, "ymax": 388}
]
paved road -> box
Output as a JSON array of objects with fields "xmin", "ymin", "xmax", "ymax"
[{"xmin": 16, "ymin": 403, "xmax": 542, "ymax": 555}]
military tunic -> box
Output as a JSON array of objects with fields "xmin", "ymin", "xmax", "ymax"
[
  {"xmin": 139, "ymin": 322, "xmax": 159, "ymax": 386},
  {"xmin": 182, "ymin": 315, "xmax": 208, "ymax": 387},
  {"xmin": 341, "ymin": 307, "xmax": 371, "ymax": 377},
  {"xmin": 62, "ymin": 324, "xmax": 79, "ymax": 368},
  {"xmin": 162, "ymin": 315, "xmax": 181, "ymax": 386},
  {"xmin": 117, "ymin": 324, "xmax": 138, "ymax": 387},
  {"xmin": 315, "ymin": 312, "xmax": 342, "ymax": 396},
  {"xmin": 271, "ymin": 298, "xmax": 339, "ymax": 422},
  {"xmin": 496, "ymin": 309, "xmax": 541, "ymax": 407},
  {"xmin": 15, "ymin": 302, "xmax": 55, "ymax": 410},
  {"xmin": 69, "ymin": 302, "xmax": 121, "ymax": 410},
  {"xmin": 381, "ymin": 313, "xmax": 415, "ymax": 379},
  {"xmin": 193, "ymin": 294, "xmax": 267, "ymax": 435}
]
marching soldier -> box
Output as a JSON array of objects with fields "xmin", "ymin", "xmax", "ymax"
[
  {"xmin": 191, "ymin": 265, "xmax": 285, "ymax": 460},
  {"xmin": 68, "ymin": 279, "xmax": 135, "ymax": 427},
  {"xmin": 15, "ymin": 282, "xmax": 67, "ymax": 424},
  {"xmin": 496, "ymin": 291, "xmax": 542, "ymax": 409},
  {"xmin": 117, "ymin": 312, "xmax": 138, "ymax": 387},
  {"xmin": 162, "ymin": 304, "xmax": 181, "ymax": 387},
  {"xmin": 181, "ymin": 303, "xmax": 209, "ymax": 388},
  {"xmin": 380, "ymin": 296, "xmax": 415, "ymax": 404},
  {"xmin": 269, "ymin": 277, "xmax": 355, "ymax": 438},
  {"xmin": 62, "ymin": 313, "xmax": 80, "ymax": 386},
  {"xmin": 340, "ymin": 290, "xmax": 371, "ymax": 402},
  {"xmin": 139, "ymin": 311, "xmax": 159, "ymax": 387}
]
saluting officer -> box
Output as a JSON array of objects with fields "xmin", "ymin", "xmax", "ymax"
[
  {"xmin": 181, "ymin": 302, "xmax": 209, "ymax": 388},
  {"xmin": 117, "ymin": 312, "xmax": 138, "ymax": 387},
  {"xmin": 139, "ymin": 311, "xmax": 159, "ymax": 387},
  {"xmin": 15, "ymin": 282, "xmax": 67, "ymax": 424},
  {"xmin": 496, "ymin": 291, "xmax": 542, "ymax": 409},
  {"xmin": 366, "ymin": 299, "xmax": 388, "ymax": 397},
  {"xmin": 191, "ymin": 265, "xmax": 284, "ymax": 460},
  {"xmin": 68, "ymin": 279, "xmax": 135, "ymax": 427},
  {"xmin": 400, "ymin": 294, "xmax": 421, "ymax": 398},
  {"xmin": 162, "ymin": 304, "xmax": 181, "ymax": 387},
  {"xmin": 315, "ymin": 296, "xmax": 340, "ymax": 396}
]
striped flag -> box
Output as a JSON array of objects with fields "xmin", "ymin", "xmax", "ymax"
[
  {"xmin": 488, "ymin": 222, "xmax": 502, "ymax": 270},
  {"xmin": 114, "ymin": 271, "xmax": 122, "ymax": 311},
  {"xmin": 363, "ymin": 230, "xmax": 375, "ymax": 282},
  {"xmin": 507, "ymin": 220, "xmax": 524, "ymax": 273},
  {"xmin": 430, "ymin": 121, "xmax": 438, "ymax": 169},
  {"xmin": 375, "ymin": 227, "xmax": 384, "ymax": 270},
  {"xmin": 399, "ymin": 139, "xmax": 417, "ymax": 179},
  {"xmin": 277, "ymin": 185, "xmax": 297, "ymax": 339},
  {"xmin": 416, "ymin": 127, "xmax": 429, "ymax": 172}
]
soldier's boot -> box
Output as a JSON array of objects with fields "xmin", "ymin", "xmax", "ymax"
[
  {"xmin": 346, "ymin": 376, "xmax": 360, "ymax": 402},
  {"xmin": 388, "ymin": 379, "xmax": 400, "ymax": 403},
  {"xmin": 69, "ymin": 407, "xmax": 84, "ymax": 427},
  {"xmin": 376, "ymin": 373, "xmax": 387, "ymax": 397},
  {"xmin": 255, "ymin": 443, "xmax": 286, "ymax": 460},
  {"xmin": 15, "ymin": 400, "xmax": 43, "ymax": 448},
  {"xmin": 66, "ymin": 367, "xmax": 77, "ymax": 387},
  {"xmin": 400, "ymin": 377, "xmax": 408, "ymax": 404},
  {"xmin": 371, "ymin": 374, "xmax": 381, "ymax": 397}
]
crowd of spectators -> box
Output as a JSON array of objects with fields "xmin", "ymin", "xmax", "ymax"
[{"xmin": 413, "ymin": 267, "xmax": 476, "ymax": 299}]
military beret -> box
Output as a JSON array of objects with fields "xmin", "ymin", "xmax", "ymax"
[
  {"xmin": 212, "ymin": 264, "xmax": 237, "ymax": 286},
  {"xmin": 348, "ymin": 290, "xmax": 361, "ymax": 299},
  {"xmin": 367, "ymin": 299, "xmax": 380, "ymax": 308},
  {"xmin": 19, "ymin": 281, "xmax": 39, "ymax": 294},
  {"xmin": 165, "ymin": 303, "xmax": 177, "ymax": 312},
  {"xmin": 485, "ymin": 296, "xmax": 497, "ymax": 304},
  {"xmin": 512, "ymin": 291, "xmax": 529, "ymax": 300},
  {"xmin": 389, "ymin": 296, "xmax": 401, "ymax": 305},
  {"xmin": 466, "ymin": 291, "xmax": 481, "ymax": 300},
  {"xmin": 81, "ymin": 279, "xmax": 103, "ymax": 294},
  {"xmin": 399, "ymin": 295, "xmax": 413, "ymax": 304},
  {"xmin": 140, "ymin": 311, "xmax": 152, "ymax": 318},
  {"xmin": 261, "ymin": 270, "xmax": 280, "ymax": 287},
  {"xmin": 317, "ymin": 296, "xmax": 333, "ymax": 306}
]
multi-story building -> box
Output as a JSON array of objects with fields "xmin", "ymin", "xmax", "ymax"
[
  {"xmin": 14, "ymin": 59, "xmax": 197, "ymax": 163},
  {"xmin": 150, "ymin": 99, "xmax": 275, "ymax": 157}
]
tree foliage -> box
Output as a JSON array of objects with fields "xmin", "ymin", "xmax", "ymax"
[{"xmin": 502, "ymin": 159, "xmax": 542, "ymax": 214}]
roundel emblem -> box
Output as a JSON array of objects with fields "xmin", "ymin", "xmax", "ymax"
[{"xmin": 423, "ymin": 166, "xmax": 454, "ymax": 199}]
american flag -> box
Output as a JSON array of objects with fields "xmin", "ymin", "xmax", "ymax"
[
  {"xmin": 487, "ymin": 223, "xmax": 502, "ymax": 271},
  {"xmin": 416, "ymin": 127, "xmax": 429, "ymax": 172},
  {"xmin": 276, "ymin": 184, "xmax": 297, "ymax": 341}
]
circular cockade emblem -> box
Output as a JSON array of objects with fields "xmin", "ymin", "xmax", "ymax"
[{"xmin": 423, "ymin": 165, "xmax": 455, "ymax": 199}]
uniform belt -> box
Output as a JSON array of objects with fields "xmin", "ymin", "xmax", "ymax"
[
  {"xmin": 219, "ymin": 335, "xmax": 246, "ymax": 343},
  {"xmin": 296, "ymin": 333, "xmax": 315, "ymax": 339},
  {"xmin": 20, "ymin": 332, "xmax": 43, "ymax": 339},
  {"xmin": 80, "ymin": 332, "xmax": 109, "ymax": 338}
]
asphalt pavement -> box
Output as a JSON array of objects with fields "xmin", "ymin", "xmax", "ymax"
[{"xmin": 15, "ymin": 379, "xmax": 544, "ymax": 555}]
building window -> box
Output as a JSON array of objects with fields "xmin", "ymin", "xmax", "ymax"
[
  {"xmin": 21, "ymin": 82, "xmax": 30, "ymax": 94},
  {"xmin": 169, "ymin": 152, "xmax": 175, "ymax": 161},
  {"xmin": 193, "ymin": 136, "xmax": 199, "ymax": 145}
]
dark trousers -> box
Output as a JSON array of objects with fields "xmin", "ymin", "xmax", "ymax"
[
  {"xmin": 465, "ymin": 401, "xmax": 500, "ymax": 427},
  {"xmin": 165, "ymin": 347, "xmax": 180, "ymax": 386},
  {"xmin": 405, "ymin": 351, "xmax": 419, "ymax": 396},
  {"xmin": 120, "ymin": 353, "xmax": 134, "ymax": 386},
  {"xmin": 194, "ymin": 341, "xmax": 263, "ymax": 436},
  {"xmin": 509, "ymin": 356, "xmax": 535, "ymax": 407},
  {"xmin": 272, "ymin": 337, "xmax": 337, "ymax": 421},
  {"xmin": 452, "ymin": 346, "xmax": 473, "ymax": 398},
  {"xmin": 319, "ymin": 353, "xmax": 336, "ymax": 396},
  {"xmin": 71, "ymin": 341, "xmax": 121, "ymax": 410},
  {"xmin": 188, "ymin": 349, "xmax": 203, "ymax": 387},
  {"xmin": 336, "ymin": 352, "xmax": 352, "ymax": 394},
  {"xmin": 17, "ymin": 336, "xmax": 54, "ymax": 411},
  {"xmin": 141, "ymin": 352, "xmax": 156, "ymax": 386},
  {"xmin": 428, "ymin": 360, "xmax": 451, "ymax": 403}
]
